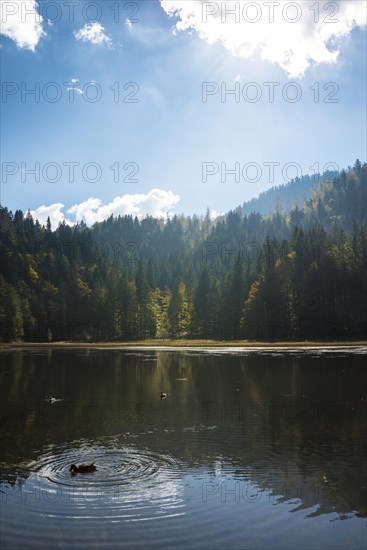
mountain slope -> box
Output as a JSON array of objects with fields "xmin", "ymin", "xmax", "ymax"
[{"xmin": 242, "ymin": 169, "xmax": 340, "ymax": 216}]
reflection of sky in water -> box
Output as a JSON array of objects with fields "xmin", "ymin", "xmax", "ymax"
[{"xmin": 121, "ymin": 346, "xmax": 367, "ymax": 356}]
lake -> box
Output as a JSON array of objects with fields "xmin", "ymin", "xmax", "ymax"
[{"xmin": 0, "ymin": 346, "xmax": 366, "ymax": 549}]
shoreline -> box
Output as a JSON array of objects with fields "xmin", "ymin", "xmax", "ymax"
[{"xmin": 1, "ymin": 340, "xmax": 367, "ymax": 351}]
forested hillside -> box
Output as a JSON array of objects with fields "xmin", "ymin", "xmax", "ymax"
[
  {"xmin": 242, "ymin": 168, "xmax": 339, "ymax": 216},
  {"xmin": 0, "ymin": 161, "xmax": 366, "ymax": 342}
]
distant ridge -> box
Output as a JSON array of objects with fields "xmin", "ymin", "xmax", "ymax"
[{"xmin": 242, "ymin": 170, "xmax": 339, "ymax": 216}]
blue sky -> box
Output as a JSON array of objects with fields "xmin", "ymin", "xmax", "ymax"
[{"xmin": 1, "ymin": 0, "xmax": 366, "ymax": 225}]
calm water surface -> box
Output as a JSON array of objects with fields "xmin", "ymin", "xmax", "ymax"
[{"xmin": 0, "ymin": 347, "xmax": 366, "ymax": 549}]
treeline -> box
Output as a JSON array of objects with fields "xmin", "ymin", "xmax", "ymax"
[{"xmin": 0, "ymin": 161, "xmax": 366, "ymax": 342}]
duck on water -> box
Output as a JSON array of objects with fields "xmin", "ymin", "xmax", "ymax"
[
  {"xmin": 44, "ymin": 395, "xmax": 57, "ymax": 404},
  {"xmin": 70, "ymin": 463, "xmax": 97, "ymax": 474}
]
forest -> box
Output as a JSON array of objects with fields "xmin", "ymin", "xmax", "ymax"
[{"xmin": 0, "ymin": 160, "xmax": 366, "ymax": 342}]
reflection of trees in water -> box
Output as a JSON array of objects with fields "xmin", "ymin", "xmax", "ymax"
[{"xmin": 0, "ymin": 349, "xmax": 366, "ymax": 518}]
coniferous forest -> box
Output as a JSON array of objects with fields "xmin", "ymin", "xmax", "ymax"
[{"xmin": 1, "ymin": 161, "xmax": 366, "ymax": 342}]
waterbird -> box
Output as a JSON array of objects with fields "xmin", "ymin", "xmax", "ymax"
[
  {"xmin": 45, "ymin": 395, "xmax": 57, "ymax": 404},
  {"xmin": 70, "ymin": 463, "xmax": 97, "ymax": 474},
  {"xmin": 160, "ymin": 392, "xmax": 167, "ymax": 400}
]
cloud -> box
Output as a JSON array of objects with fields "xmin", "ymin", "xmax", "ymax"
[
  {"xmin": 67, "ymin": 87, "xmax": 83, "ymax": 95},
  {"xmin": 125, "ymin": 18, "xmax": 133, "ymax": 30},
  {"xmin": 65, "ymin": 78, "xmax": 84, "ymax": 95},
  {"xmin": 30, "ymin": 190, "xmax": 180, "ymax": 226},
  {"xmin": 71, "ymin": 88, "xmax": 83, "ymax": 95},
  {"xmin": 210, "ymin": 209, "xmax": 224, "ymax": 220},
  {"xmin": 0, "ymin": 0, "xmax": 45, "ymax": 51},
  {"xmin": 74, "ymin": 22, "xmax": 112, "ymax": 47},
  {"xmin": 68, "ymin": 190, "xmax": 180, "ymax": 224},
  {"xmin": 30, "ymin": 203, "xmax": 73, "ymax": 228},
  {"xmin": 160, "ymin": 1, "xmax": 367, "ymax": 78}
]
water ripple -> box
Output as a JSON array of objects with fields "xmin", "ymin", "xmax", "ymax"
[
  {"xmin": 0, "ymin": 439, "xmax": 187, "ymax": 529},
  {"xmin": 31, "ymin": 440, "xmax": 178, "ymax": 485}
]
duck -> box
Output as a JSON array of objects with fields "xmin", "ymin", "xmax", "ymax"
[
  {"xmin": 69, "ymin": 463, "xmax": 97, "ymax": 474},
  {"xmin": 160, "ymin": 392, "xmax": 167, "ymax": 400},
  {"xmin": 45, "ymin": 395, "xmax": 57, "ymax": 404}
]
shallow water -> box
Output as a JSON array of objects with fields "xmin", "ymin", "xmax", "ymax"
[{"xmin": 0, "ymin": 347, "xmax": 366, "ymax": 549}]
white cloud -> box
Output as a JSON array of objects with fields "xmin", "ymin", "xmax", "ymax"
[
  {"xmin": 0, "ymin": 0, "xmax": 45, "ymax": 51},
  {"xmin": 74, "ymin": 22, "xmax": 112, "ymax": 47},
  {"xmin": 68, "ymin": 189, "xmax": 180, "ymax": 224},
  {"xmin": 67, "ymin": 86, "xmax": 83, "ymax": 95},
  {"xmin": 210, "ymin": 209, "xmax": 224, "ymax": 220},
  {"xmin": 30, "ymin": 190, "xmax": 180, "ymax": 226},
  {"xmin": 65, "ymin": 78, "xmax": 84, "ymax": 95},
  {"xmin": 30, "ymin": 203, "xmax": 74, "ymax": 228},
  {"xmin": 160, "ymin": 1, "xmax": 367, "ymax": 78}
]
